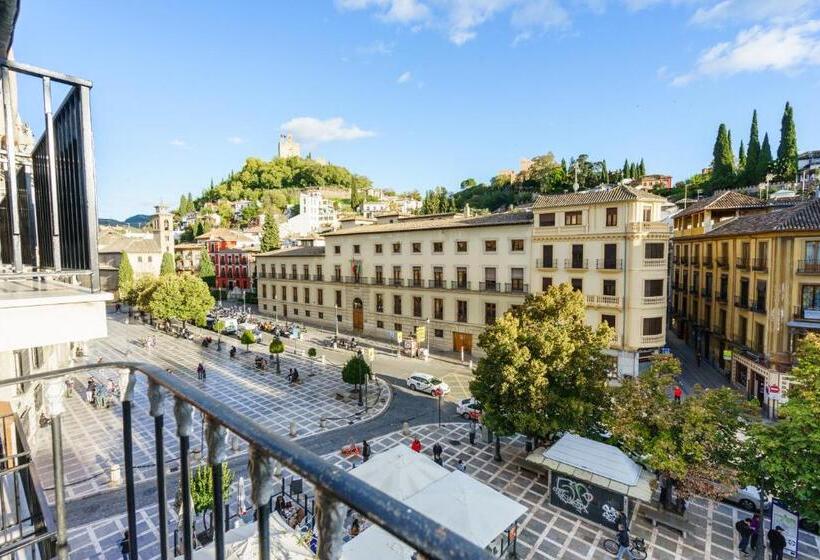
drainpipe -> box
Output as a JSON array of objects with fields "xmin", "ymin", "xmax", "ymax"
[{"xmin": 622, "ymin": 213, "xmax": 629, "ymax": 375}]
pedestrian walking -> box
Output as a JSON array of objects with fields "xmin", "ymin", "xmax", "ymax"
[
  {"xmin": 673, "ymin": 385, "xmax": 682, "ymax": 403},
  {"xmin": 433, "ymin": 442, "xmax": 443, "ymax": 461},
  {"xmin": 615, "ymin": 523, "xmax": 634, "ymax": 560},
  {"xmin": 119, "ymin": 530, "xmax": 130, "ymax": 560},
  {"xmin": 750, "ymin": 513, "xmax": 761, "ymax": 551},
  {"xmin": 362, "ymin": 440, "xmax": 371, "ymax": 462},
  {"xmin": 456, "ymin": 459, "xmax": 466, "ymax": 473},
  {"xmin": 736, "ymin": 517, "xmax": 752, "ymax": 556},
  {"xmin": 196, "ymin": 363, "xmax": 206, "ymax": 381},
  {"xmin": 410, "ymin": 438, "xmax": 422, "ymax": 453},
  {"xmin": 768, "ymin": 525, "xmax": 786, "ymax": 560},
  {"xmin": 85, "ymin": 379, "xmax": 94, "ymax": 403}
]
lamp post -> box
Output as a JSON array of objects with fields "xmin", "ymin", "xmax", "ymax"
[
  {"xmin": 432, "ymin": 387, "xmax": 443, "ymax": 427},
  {"xmin": 334, "ymin": 305, "xmax": 339, "ymax": 337},
  {"xmin": 426, "ymin": 318, "xmax": 431, "ymax": 358}
]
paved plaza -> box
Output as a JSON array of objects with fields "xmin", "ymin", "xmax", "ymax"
[
  {"xmin": 67, "ymin": 422, "xmax": 820, "ymax": 559},
  {"xmin": 31, "ymin": 316, "xmax": 390, "ymax": 502}
]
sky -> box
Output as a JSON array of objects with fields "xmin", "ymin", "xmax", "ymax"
[{"xmin": 11, "ymin": 0, "xmax": 820, "ymax": 219}]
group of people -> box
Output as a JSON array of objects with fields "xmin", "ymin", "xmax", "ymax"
[
  {"xmin": 736, "ymin": 514, "xmax": 788, "ymax": 559},
  {"xmin": 196, "ymin": 363, "xmax": 207, "ymax": 381},
  {"xmin": 273, "ymin": 495, "xmax": 306, "ymax": 529},
  {"xmin": 408, "ymin": 438, "xmax": 466, "ymax": 472},
  {"xmin": 86, "ymin": 377, "xmax": 116, "ymax": 408},
  {"xmin": 287, "ymin": 368, "xmax": 300, "ymax": 384}
]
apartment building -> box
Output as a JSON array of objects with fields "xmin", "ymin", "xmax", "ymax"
[
  {"xmin": 671, "ymin": 190, "xmax": 819, "ymax": 417},
  {"xmin": 196, "ymin": 228, "xmax": 258, "ymax": 291},
  {"xmin": 531, "ymin": 187, "xmax": 670, "ymax": 375},
  {"xmin": 257, "ymin": 185, "xmax": 671, "ymax": 376}
]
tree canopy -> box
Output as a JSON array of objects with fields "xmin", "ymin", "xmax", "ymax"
[
  {"xmin": 260, "ymin": 213, "xmax": 281, "ymax": 252},
  {"xmin": 742, "ymin": 334, "xmax": 820, "ymax": 523},
  {"xmin": 199, "ymin": 248, "xmax": 215, "ymax": 287},
  {"xmin": 774, "ymin": 101, "xmax": 798, "ymax": 182},
  {"xmin": 469, "ymin": 284, "xmax": 614, "ymax": 442},
  {"xmin": 117, "ymin": 251, "xmax": 134, "ymax": 301},
  {"xmin": 160, "ymin": 252, "xmax": 176, "ymax": 276},
  {"xmin": 148, "ymin": 275, "xmax": 214, "ymax": 326},
  {"xmin": 341, "ymin": 355, "xmax": 371, "ymax": 387},
  {"xmin": 191, "ymin": 463, "xmax": 234, "ymax": 515}
]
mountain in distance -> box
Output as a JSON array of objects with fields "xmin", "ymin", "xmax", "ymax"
[{"xmin": 98, "ymin": 214, "xmax": 152, "ymax": 228}]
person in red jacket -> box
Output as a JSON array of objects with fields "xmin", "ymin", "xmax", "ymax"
[
  {"xmin": 410, "ymin": 438, "xmax": 422, "ymax": 453},
  {"xmin": 673, "ymin": 385, "xmax": 683, "ymax": 403}
]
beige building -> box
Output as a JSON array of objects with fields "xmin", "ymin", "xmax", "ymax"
[
  {"xmin": 175, "ymin": 242, "xmax": 203, "ymax": 274},
  {"xmin": 671, "ymin": 190, "xmax": 820, "ymax": 417},
  {"xmin": 256, "ymin": 186, "xmax": 671, "ymax": 377}
]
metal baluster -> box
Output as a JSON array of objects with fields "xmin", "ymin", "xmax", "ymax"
[
  {"xmin": 206, "ymin": 419, "xmax": 228, "ymax": 560},
  {"xmin": 315, "ymin": 488, "xmax": 345, "ymax": 560},
  {"xmin": 1, "ymin": 66, "xmax": 22, "ymax": 271},
  {"xmin": 148, "ymin": 381, "xmax": 169, "ymax": 560},
  {"xmin": 249, "ymin": 446, "xmax": 275, "ymax": 560},
  {"xmin": 174, "ymin": 399, "xmax": 194, "ymax": 560},
  {"xmin": 119, "ymin": 370, "xmax": 138, "ymax": 559},
  {"xmin": 41, "ymin": 76, "xmax": 61, "ymax": 270},
  {"xmin": 44, "ymin": 380, "xmax": 68, "ymax": 559}
]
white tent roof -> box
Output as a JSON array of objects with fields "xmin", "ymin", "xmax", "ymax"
[
  {"xmin": 342, "ymin": 470, "xmax": 526, "ymax": 560},
  {"xmin": 542, "ymin": 433, "xmax": 642, "ymax": 486},
  {"xmin": 182, "ymin": 513, "xmax": 313, "ymax": 560},
  {"xmin": 348, "ymin": 444, "xmax": 448, "ymax": 501}
]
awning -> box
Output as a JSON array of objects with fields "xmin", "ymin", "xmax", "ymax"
[
  {"xmin": 348, "ymin": 444, "xmax": 448, "ymax": 501},
  {"xmin": 787, "ymin": 320, "xmax": 820, "ymax": 330}
]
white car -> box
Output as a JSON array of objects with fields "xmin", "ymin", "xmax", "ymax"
[
  {"xmin": 456, "ymin": 397, "xmax": 481, "ymax": 418},
  {"xmin": 406, "ymin": 373, "xmax": 450, "ymax": 395},
  {"xmin": 725, "ymin": 486, "xmax": 768, "ymax": 512}
]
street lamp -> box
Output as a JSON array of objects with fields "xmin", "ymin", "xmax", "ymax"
[
  {"xmin": 334, "ymin": 305, "xmax": 339, "ymax": 337},
  {"xmin": 432, "ymin": 387, "xmax": 443, "ymax": 427},
  {"xmin": 426, "ymin": 317, "xmax": 431, "ymax": 358}
]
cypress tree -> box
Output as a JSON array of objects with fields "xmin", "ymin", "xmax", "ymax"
[
  {"xmin": 628, "ymin": 162, "xmax": 636, "ymax": 179},
  {"xmin": 601, "ymin": 160, "xmax": 609, "ymax": 183},
  {"xmin": 195, "ymin": 221, "xmax": 205, "ymax": 237},
  {"xmin": 775, "ymin": 101, "xmax": 798, "ymax": 181},
  {"xmin": 745, "ymin": 110, "xmax": 761, "ymax": 184},
  {"xmin": 622, "ymin": 159, "xmax": 629, "ymax": 178},
  {"xmin": 160, "ymin": 252, "xmax": 176, "ymax": 276},
  {"xmin": 759, "ymin": 133, "xmax": 773, "ymax": 180},
  {"xmin": 561, "ymin": 158, "xmax": 568, "ymax": 174},
  {"xmin": 261, "ymin": 213, "xmax": 281, "ymax": 252},
  {"xmin": 711, "ymin": 123, "xmax": 735, "ymax": 186},
  {"xmin": 198, "ymin": 248, "xmax": 216, "ymax": 287},
  {"xmin": 118, "ymin": 251, "xmax": 134, "ymax": 301},
  {"xmin": 738, "ymin": 141, "xmax": 746, "ymax": 171},
  {"xmin": 638, "ymin": 158, "xmax": 646, "ymax": 178}
]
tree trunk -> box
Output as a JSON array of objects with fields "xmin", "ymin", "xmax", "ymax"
[
  {"xmin": 275, "ymin": 354, "xmax": 280, "ymax": 374},
  {"xmin": 753, "ymin": 487, "xmax": 766, "ymax": 560},
  {"xmin": 659, "ymin": 476, "xmax": 676, "ymax": 511},
  {"xmin": 358, "ymin": 383, "xmax": 363, "ymax": 406},
  {"xmin": 494, "ymin": 434, "xmax": 502, "ymax": 462}
]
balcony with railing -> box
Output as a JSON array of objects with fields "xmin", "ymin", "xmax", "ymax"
[
  {"xmin": 504, "ymin": 282, "xmax": 529, "ymax": 294},
  {"xmin": 564, "ymin": 258, "xmax": 588, "ymax": 270},
  {"xmin": 716, "ymin": 291, "xmax": 729, "ymax": 303},
  {"xmin": 797, "ymin": 260, "xmax": 820, "ymax": 274},
  {"xmin": 751, "ymin": 258, "xmax": 768, "ymax": 272},
  {"xmin": 535, "ymin": 259, "xmax": 557, "ymax": 269},
  {"xmin": 0, "ymin": 363, "xmax": 491, "ymax": 560},
  {"xmin": 344, "ymin": 276, "xmax": 364, "ymax": 284},
  {"xmin": 595, "ymin": 259, "xmax": 623, "ymax": 271},
  {"xmin": 427, "ymin": 279, "xmax": 445, "ymax": 289},
  {"xmin": 642, "ymin": 295, "xmax": 666, "ymax": 306},
  {"xmin": 750, "ymin": 300, "xmax": 767, "ymax": 314},
  {"xmin": 736, "ymin": 257, "xmax": 750, "ymax": 270},
  {"xmin": 701, "ymin": 287, "xmax": 712, "ymax": 298},
  {"xmin": 450, "ymin": 280, "xmax": 471, "ymax": 291},
  {"xmin": 702, "ymin": 257, "xmax": 713, "ymax": 267},
  {"xmin": 390, "ymin": 278, "xmax": 403, "ymax": 287},
  {"xmin": 585, "ymin": 294, "xmax": 622, "ymax": 308},
  {"xmin": 643, "ymin": 258, "xmax": 666, "ymax": 269},
  {"xmin": 311, "ymin": 274, "xmax": 324, "ymax": 282},
  {"xmin": 793, "ymin": 306, "xmax": 820, "ymax": 321},
  {"xmin": 640, "ymin": 334, "xmax": 666, "ymax": 346},
  {"xmin": 408, "ymin": 278, "xmax": 424, "ymax": 288},
  {"xmin": 479, "ymin": 281, "xmax": 500, "ymax": 292},
  {"xmin": 734, "ymin": 296, "xmax": 750, "ymax": 309},
  {"xmin": 717, "ymin": 257, "xmax": 729, "ymax": 269}
]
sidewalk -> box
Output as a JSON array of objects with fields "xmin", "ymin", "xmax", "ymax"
[{"xmin": 666, "ymin": 331, "xmax": 730, "ymax": 394}]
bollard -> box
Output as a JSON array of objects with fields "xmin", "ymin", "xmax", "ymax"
[
  {"xmin": 321, "ymin": 355, "xmax": 326, "ymax": 365},
  {"xmin": 110, "ymin": 464, "xmax": 121, "ymax": 485},
  {"xmin": 289, "ymin": 421, "xmax": 297, "ymax": 438},
  {"xmin": 469, "ymin": 359, "xmax": 473, "ymax": 369},
  {"xmin": 319, "ymin": 418, "xmax": 326, "ymax": 430},
  {"xmin": 402, "ymin": 421, "xmax": 410, "ymax": 437}
]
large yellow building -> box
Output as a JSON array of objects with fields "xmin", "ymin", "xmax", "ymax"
[
  {"xmin": 256, "ymin": 185, "xmax": 670, "ymax": 376},
  {"xmin": 671, "ymin": 190, "xmax": 820, "ymax": 417}
]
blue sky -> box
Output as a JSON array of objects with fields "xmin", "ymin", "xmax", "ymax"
[{"xmin": 12, "ymin": 0, "xmax": 820, "ymax": 219}]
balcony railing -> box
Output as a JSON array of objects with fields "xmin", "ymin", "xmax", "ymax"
[
  {"xmin": 794, "ymin": 306, "xmax": 820, "ymax": 321},
  {"xmin": 300, "ymin": 274, "xmax": 310, "ymax": 281},
  {"xmin": 702, "ymin": 257, "xmax": 713, "ymax": 267},
  {"xmin": 736, "ymin": 257, "xmax": 750, "ymax": 269},
  {"xmin": 504, "ymin": 283, "xmax": 529, "ymax": 294},
  {"xmin": 372, "ymin": 277, "xmax": 385, "ymax": 285},
  {"xmin": 450, "ymin": 281, "xmax": 471, "ymax": 290},
  {"xmin": 535, "ymin": 259, "xmax": 557, "ymax": 269},
  {"xmin": 750, "ymin": 300, "xmax": 767, "ymax": 314},
  {"xmin": 479, "ymin": 281, "xmax": 500, "ymax": 292},
  {"xmin": 752, "ymin": 258, "xmax": 768, "ymax": 271},
  {"xmin": 689, "ymin": 286, "xmax": 698, "ymax": 295},
  {"xmin": 734, "ymin": 296, "xmax": 750, "ymax": 308},
  {"xmin": 3, "ymin": 362, "xmax": 490, "ymax": 560},
  {"xmin": 586, "ymin": 294, "xmax": 622, "ymax": 307},
  {"xmin": 390, "ymin": 278, "xmax": 403, "ymax": 287},
  {"xmin": 641, "ymin": 334, "xmax": 666, "ymax": 345},
  {"xmin": 716, "ymin": 291, "xmax": 729, "ymax": 303},
  {"xmin": 344, "ymin": 276, "xmax": 364, "ymax": 284},
  {"xmin": 408, "ymin": 278, "xmax": 424, "ymax": 288},
  {"xmin": 717, "ymin": 257, "xmax": 729, "ymax": 269},
  {"xmin": 428, "ymin": 279, "xmax": 445, "ymax": 289},
  {"xmin": 797, "ymin": 260, "xmax": 820, "ymax": 274},
  {"xmin": 312, "ymin": 275, "xmax": 324, "ymax": 282},
  {"xmin": 564, "ymin": 258, "xmax": 588, "ymax": 270},
  {"xmin": 643, "ymin": 258, "xmax": 666, "ymax": 268},
  {"xmin": 596, "ymin": 259, "xmax": 623, "ymax": 271},
  {"xmin": 288, "ymin": 273, "xmax": 298, "ymax": 280},
  {"xmin": 701, "ymin": 288, "xmax": 712, "ymax": 297},
  {"xmin": 642, "ymin": 296, "xmax": 666, "ymax": 305}
]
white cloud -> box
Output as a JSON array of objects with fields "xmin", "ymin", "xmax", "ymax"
[
  {"xmin": 336, "ymin": 0, "xmax": 429, "ymax": 23},
  {"xmin": 169, "ymin": 139, "xmax": 189, "ymax": 149},
  {"xmin": 226, "ymin": 136, "xmax": 245, "ymax": 144},
  {"xmin": 672, "ymin": 20, "xmax": 820, "ymax": 85},
  {"xmin": 280, "ymin": 117, "xmax": 376, "ymax": 143},
  {"xmin": 511, "ymin": 0, "xmax": 570, "ymax": 32},
  {"xmin": 691, "ymin": 0, "xmax": 819, "ymax": 26},
  {"xmin": 397, "ymin": 70, "xmax": 412, "ymax": 83},
  {"xmin": 355, "ymin": 40, "xmax": 394, "ymax": 55}
]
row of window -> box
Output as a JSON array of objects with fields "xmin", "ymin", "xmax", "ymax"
[
  {"xmin": 537, "ymin": 206, "xmax": 654, "ymax": 228},
  {"xmin": 332, "ymin": 238, "xmax": 527, "ymax": 256}
]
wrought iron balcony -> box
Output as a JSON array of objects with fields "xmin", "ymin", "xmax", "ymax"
[
  {"xmin": 689, "ymin": 286, "xmax": 698, "ymax": 295},
  {"xmin": 750, "ymin": 300, "xmax": 767, "ymax": 314},
  {"xmin": 479, "ymin": 281, "xmax": 500, "ymax": 292},
  {"xmin": 717, "ymin": 257, "xmax": 729, "ymax": 269},
  {"xmin": 716, "ymin": 291, "xmax": 728, "ymax": 303},
  {"xmin": 797, "ymin": 260, "xmax": 820, "ymax": 274},
  {"xmin": 794, "ymin": 306, "xmax": 820, "ymax": 321},
  {"xmin": 751, "ymin": 258, "xmax": 768, "ymax": 272},
  {"xmin": 535, "ymin": 259, "xmax": 557, "ymax": 269},
  {"xmin": 1, "ymin": 362, "xmax": 489, "ymax": 560},
  {"xmin": 736, "ymin": 257, "xmax": 750, "ymax": 270},
  {"xmin": 450, "ymin": 280, "xmax": 471, "ymax": 290},
  {"xmin": 311, "ymin": 275, "xmax": 324, "ymax": 282},
  {"xmin": 701, "ymin": 288, "xmax": 712, "ymax": 297},
  {"xmin": 390, "ymin": 278, "xmax": 403, "ymax": 287},
  {"xmin": 408, "ymin": 278, "xmax": 425, "ymax": 288},
  {"xmin": 702, "ymin": 257, "xmax": 713, "ymax": 267},
  {"xmin": 427, "ymin": 279, "xmax": 445, "ymax": 289},
  {"xmin": 734, "ymin": 296, "xmax": 750, "ymax": 309},
  {"xmin": 504, "ymin": 282, "xmax": 529, "ymax": 294},
  {"xmin": 564, "ymin": 258, "xmax": 588, "ymax": 270},
  {"xmin": 596, "ymin": 259, "xmax": 623, "ymax": 271},
  {"xmin": 371, "ymin": 277, "xmax": 385, "ymax": 285}
]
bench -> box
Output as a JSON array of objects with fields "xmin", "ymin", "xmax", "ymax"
[{"xmin": 641, "ymin": 507, "xmax": 695, "ymax": 539}]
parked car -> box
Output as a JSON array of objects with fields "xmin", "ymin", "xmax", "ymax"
[
  {"xmin": 456, "ymin": 397, "xmax": 481, "ymax": 419},
  {"xmin": 725, "ymin": 486, "xmax": 769, "ymax": 512},
  {"xmin": 406, "ymin": 373, "xmax": 450, "ymax": 395}
]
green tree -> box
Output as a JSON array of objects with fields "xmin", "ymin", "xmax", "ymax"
[
  {"xmin": 775, "ymin": 101, "xmax": 798, "ymax": 182},
  {"xmin": 738, "ymin": 140, "xmax": 746, "ymax": 171},
  {"xmin": 606, "ymin": 355, "xmax": 752, "ymax": 510},
  {"xmin": 240, "ymin": 329, "xmax": 255, "ymax": 351},
  {"xmin": 601, "ymin": 159, "xmax": 609, "ymax": 183},
  {"xmin": 199, "ymin": 248, "xmax": 216, "ymax": 287},
  {"xmin": 190, "ymin": 463, "xmax": 234, "ymax": 529},
  {"xmin": 742, "ymin": 334, "xmax": 820, "ymax": 527},
  {"xmin": 638, "ymin": 158, "xmax": 646, "ymax": 178},
  {"xmin": 117, "ymin": 251, "xmax": 134, "ymax": 304},
  {"xmin": 628, "ymin": 162, "xmax": 636, "ymax": 179},
  {"xmin": 460, "ymin": 178, "xmax": 477, "ymax": 189},
  {"xmin": 269, "ymin": 338, "xmax": 284, "ymax": 374},
  {"xmin": 148, "ymin": 275, "xmax": 214, "ymax": 329},
  {"xmin": 260, "ymin": 214, "xmax": 281, "ymax": 252},
  {"xmin": 195, "ymin": 222, "xmax": 205, "ymax": 237},
  {"xmin": 160, "ymin": 252, "xmax": 176, "ymax": 276},
  {"xmin": 622, "ymin": 159, "xmax": 629, "ymax": 178},
  {"xmin": 745, "ymin": 110, "xmax": 762, "ymax": 185},
  {"xmin": 469, "ymin": 285, "xmax": 614, "ymax": 461},
  {"xmin": 711, "ymin": 123, "xmax": 735, "ymax": 187},
  {"xmin": 342, "ymin": 355, "xmax": 372, "ymax": 406},
  {"xmin": 759, "ymin": 133, "xmax": 773, "ymax": 180}
]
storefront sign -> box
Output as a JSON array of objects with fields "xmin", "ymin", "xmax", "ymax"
[
  {"xmin": 771, "ymin": 500, "xmax": 799, "ymax": 558},
  {"xmin": 549, "ymin": 473, "xmax": 624, "ymax": 530},
  {"xmin": 416, "ymin": 326, "xmax": 426, "ymax": 343}
]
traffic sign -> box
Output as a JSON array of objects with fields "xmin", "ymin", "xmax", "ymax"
[{"xmin": 768, "ymin": 384, "xmax": 780, "ymax": 393}]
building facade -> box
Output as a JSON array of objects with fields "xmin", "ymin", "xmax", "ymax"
[
  {"xmin": 671, "ymin": 190, "xmax": 819, "ymax": 417},
  {"xmin": 196, "ymin": 228, "xmax": 258, "ymax": 291},
  {"xmin": 639, "ymin": 174, "xmax": 673, "ymax": 190},
  {"xmin": 174, "ymin": 242, "xmax": 202, "ymax": 274},
  {"xmin": 256, "ymin": 186, "xmax": 670, "ymax": 376}
]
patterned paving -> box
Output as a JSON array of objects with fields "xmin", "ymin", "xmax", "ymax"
[
  {"xmin": 68, "ymin": 422, "xmax": 820, "ymax": 559},
  {"xmin": 31, "ymin": 317, "xmax": 389, "ymax": 502}
]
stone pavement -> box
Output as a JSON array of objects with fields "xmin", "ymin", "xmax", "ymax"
[
  {"xmin": 666, "ymin": 331, "xmax": 730, "ymax": 395},
  {"xmin": 31, "ymin": 316, "xmax": 390, "ymax": 502},
  {"xmin": 68, "ymin": 422, "xmax": 820, "ymax": 559}
]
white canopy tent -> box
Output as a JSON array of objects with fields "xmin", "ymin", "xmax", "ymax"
[
  {"xmin": 347, "ymin": 444, "xmax": 448, "ymax": 501},
  {"xmin": 179, "ymin": 513, "xmax": 314, "ymax": 560},
  {"xmin": 342, "ymin": 448, "xmax": 526, "ymax": 560}
]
